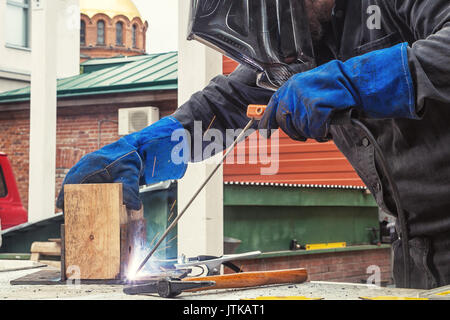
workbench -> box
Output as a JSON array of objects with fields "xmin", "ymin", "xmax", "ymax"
[{"xmin": 1, "ymin": 261, "xmax": 448, "ymax": 300}]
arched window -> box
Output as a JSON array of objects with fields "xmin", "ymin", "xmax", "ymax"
[
  {"xmin": 132, "ymin": 24, "xmax": 137, "ymax": 48},
  {"xmin": 116, "ymin": 22, "xmax": 123, "ymax": 45},
  {"xmin": 80, "ymin": 20, "xmax": 86, "ymax": 45},
  {"xmin": 97, "ymin": 20, "xmax": 105, "ymax": 45}
]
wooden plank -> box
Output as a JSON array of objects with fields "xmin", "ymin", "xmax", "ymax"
[
  {"xmin": 30, "ymin": 242, "xmax": 61, "ymax": 256},
  {"xmin": 64, "ymin": 184, "xmax": 123, "ymax": 280},
  {"xmin": 30, "ymin": 253, "xmax": 40, "ymax": 262},
  {"xmin": 126, "ymin": 218, "xmax": 147, "ymax": 276},
  {"xmin": 120, "ymin": 207, "xmax": 146, "ymax": 278}
]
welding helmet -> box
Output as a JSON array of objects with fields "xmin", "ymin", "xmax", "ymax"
[{"xmin": 187, "ymin": 0, "xmax": 316, "ymax": 91}]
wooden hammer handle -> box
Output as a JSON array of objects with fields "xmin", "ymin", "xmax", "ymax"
[{"xmin": 184, "ymin": 268, "xmax": 308, "ymax": 292}]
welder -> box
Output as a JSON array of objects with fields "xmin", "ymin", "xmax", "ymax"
[{"xmin": 57, "ymin": 0, "xmax": 450, "ymax": 289}]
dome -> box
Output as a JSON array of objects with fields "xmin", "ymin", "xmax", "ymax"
[{"xmin": 80, "ymin": 0, "xmax": 142, "ymax": 21}]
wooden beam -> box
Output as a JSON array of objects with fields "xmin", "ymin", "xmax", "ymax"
[
  {"xmin": 30, "ymin": 242, "xmax": 61, "ymax": 256},
  {"xmin": 120, "ymin": 207, "xmax": 146, "ymax": 278},
  {"xmin": 64, "ymin": 184, "xmax": 123, "ymax": 280}
]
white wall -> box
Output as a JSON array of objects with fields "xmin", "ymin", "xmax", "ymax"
[{"xmin": 0, "ymin": 0, "xmax": 80, "ymax": 93}]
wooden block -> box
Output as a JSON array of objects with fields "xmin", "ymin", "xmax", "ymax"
[
  {"xmin": 30, "ymin": 253, "xmax": 40, "ymax": 262},
  {"xmin": 127, "ymin": 218, "xmax": 147, "ymax": 274},
  {"xmin": 120, "ymin": 215, "xmax": 147, "ymax": 278},
  {"xmin": 120, "ymin": 205, "xmax": 128, "ymax": 225},
  {"xmin": 30, "ymin": 242, "xmax": 61, "ymax": 256},
  {"xmin": 64, "ymin": 184, "xmax": 123, "ymax": 280},
  {"xmin": 120, "ymin": 223, "xmax": 130, "ymax": 278}
]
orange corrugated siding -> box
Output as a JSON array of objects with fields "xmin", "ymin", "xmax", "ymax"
[
  {"xmin": 223, "ymin": 131, "xmax": 365, "ymax": 187},
  {"xmin": 223, "ymin": 56, "xmax": 239, "ymax": 75}
]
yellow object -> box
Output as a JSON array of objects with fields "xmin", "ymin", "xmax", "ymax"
[
  {"xmin": 243, "ymin": 296, "xmax": 323, "ymax": 301},
  {"xmin": 436, "ymin": 291, "xmax": 450, "ymax": 296},
  {"xmin": 360, "ymin": 296, "xmax": 429, "ymax": 300},
  {"xmin": 305, "ymin": 242, "xmax": 347, "ymax": 250},
  {"xmin": 80, "ymin": 0, "xmax": 142, "ymax": 21}
]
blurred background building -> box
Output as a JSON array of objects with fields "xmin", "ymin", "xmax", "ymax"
[
  {"xmin": 79, "ymin": 0, "xmax": 148, "ymax": 62},
  {"xmin": 0, "ymin": 0, "xmax": 79, "ymax": 92}
]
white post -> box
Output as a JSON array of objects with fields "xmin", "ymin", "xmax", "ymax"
[
  {"xmin": 28, "ymin": 0, "xmax": 58, "ymax": 222},
  {"xmin": 56, "ymin": 0, "xmax": 80, "ymax": 78},
  {"xmin": 177, "ymin": 0, "xmax": 224, "ymax": 258}
]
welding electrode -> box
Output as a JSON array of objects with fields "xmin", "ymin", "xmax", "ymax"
[{"xmin": 134, "ymin": 105, "xmax": 267, "ymax": 275}]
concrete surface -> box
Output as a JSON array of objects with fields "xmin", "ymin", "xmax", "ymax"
[{"xmin": 1, "ymin": 261, "xmax": 443, "ymax": 300}]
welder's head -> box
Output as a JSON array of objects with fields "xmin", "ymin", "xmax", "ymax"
[{"xmin": 188, "ymin": 0, "xmax": 335, "ymax": 90}]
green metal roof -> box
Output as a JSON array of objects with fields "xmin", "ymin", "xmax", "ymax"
[
  {"xmin": 0, "ymin": 52, "xmax": 178, "ymax": 104},
  {"xmin": 81, "ymin": 54, "xmax": 154, "ymax": 73}
]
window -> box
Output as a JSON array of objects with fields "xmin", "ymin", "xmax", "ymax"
[
  {"xmin": 6, "ymin": 0, "xmax": 30, "ymax": 48},
  {"xmin": 80, "ymin": 20, "xmax": 86, "ymax": 45},
  {"xmin": 97, "ymin": 20, "xmax": 105, "ymax": 45},
  {"xmin": 132, "ymin": 24, "xmax": 137, "ymax": 48},
  {"xmin": 0, "ymin": 166, "xmax": 7, "ymax": 198},
  {"xmin": 116, "ymin": 22, "xmax": 123, "ymax": 46}
]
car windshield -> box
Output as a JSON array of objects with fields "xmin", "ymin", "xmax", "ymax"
[{"xmin": 0, "ymin": 166, "xmax": 7, "ymax": 198}]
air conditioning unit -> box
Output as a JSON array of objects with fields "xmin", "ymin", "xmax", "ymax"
[{"xmin": 118, "ymin": 107, "xmax": 160, "ymax": 135}]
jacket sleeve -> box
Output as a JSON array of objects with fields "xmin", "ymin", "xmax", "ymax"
[
  {"xmin": 172, "ymin": 65, "xmax": 273, "ymax": 162},
  {"xmin": 392, "ymin": 0, "xmax": 450, "ymax": 115}
]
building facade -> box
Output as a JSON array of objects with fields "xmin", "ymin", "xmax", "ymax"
[
  {"xmin": 0, "ymin": 0, "xmax": 32, "ymax": 92},
  {"xmin": 79, "ymin": 0, "xmax": 148, "ymax": 62},
  {"xmin": 0, "ymin": 0, "xmax": 80, "ymax": 93}
]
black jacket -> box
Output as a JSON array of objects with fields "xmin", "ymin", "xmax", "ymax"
[{"xmin": 173, "ymin": 0, "xmax": 450, "ymax": 288}]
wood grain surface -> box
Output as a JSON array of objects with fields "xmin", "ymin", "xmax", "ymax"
[
  {"xmin": 185, "ymin": 268, "xmax": 308, "ymax": 291},
  {"xmin": 64, "ymin": 184, "xmax": 123, "ymax": 280}
]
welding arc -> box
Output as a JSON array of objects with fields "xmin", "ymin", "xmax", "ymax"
[{"xmin": 135, "ymin": 119, "xmax": 256, "ymax": 275}]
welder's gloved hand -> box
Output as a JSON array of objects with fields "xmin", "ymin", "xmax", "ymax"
[
  {"xmin": 56, "ymin": 117, "xmax": 189, "ymax": 211},
  {"xmin": 259, "ymin": 43, "xmax": 418, "ymax": 142}
]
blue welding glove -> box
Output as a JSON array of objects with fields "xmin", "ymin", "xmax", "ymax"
[
  {"xmin": 259, "ymin": 43, "xmax": 418, "ymax": 141},
  {"xmin": 56, "ymin": 116, "xmax": 189, "ymax": 211}
]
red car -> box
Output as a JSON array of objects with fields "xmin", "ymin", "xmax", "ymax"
[{"xmin": 0, "ymin": 153, "xmax": 28, "ymax": 230}]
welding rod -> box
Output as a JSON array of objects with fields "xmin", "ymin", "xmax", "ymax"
[{"xmin": 135, "ymin": 105, "xmax": 267, "ymax": 275}]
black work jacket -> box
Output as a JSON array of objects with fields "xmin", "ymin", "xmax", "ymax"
[{"xmin": 173, "ymin": 0, "xmax": 450, "ymax": 240}]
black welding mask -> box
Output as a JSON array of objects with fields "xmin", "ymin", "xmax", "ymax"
[{"xmin": 187, "ymin": 0, "xmax": 316, "ymax": 91}]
